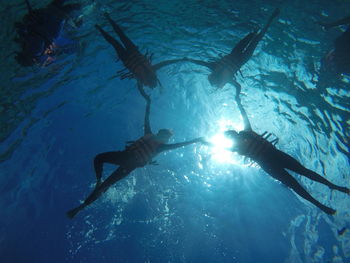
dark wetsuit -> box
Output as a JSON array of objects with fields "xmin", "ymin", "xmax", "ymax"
[
  {"xmin": 14, "ymin": 0, "xmax": 80, "ymax": 67},
  {"xmin": 67, "ymin": 86, "xmax": 202, "ymax": 219},
  {"xmin": 95, "ymin": 13, "xmax": 186, "ymax": 91},
  {"xmin": 224, "ymin": 96, "xmax": 349, "ymax": 215},
  {"xmin": 183, "ymin": 8, "xmax": 280, "ymax": 96}
]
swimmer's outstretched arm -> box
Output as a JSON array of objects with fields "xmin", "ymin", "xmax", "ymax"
[
  {"xmin": 182, "ymin": 58, "xmax": 214, "ymax": 70},
  {"xmin": 199, "ymin": 140, "xmax": 214, "ymax": 147},
  {"xmin": 158, "ymin": 137, "xmax": 204, "ymax": 152},
  {"xmin": 144, "ymin": 98, "xmax": 152, "ymax": 135},
  {"xmin": 152, "ymin": 58, "xmax": 190, "ymax": 71},
  {"xmin": 198, "ymin": 139, "xmax": 234, "ymax": 149},
  {"xmin": 235, "ymin": 96, "xmax": 252, "ymax": 131},
  {"xmin": 230, "ymin": 79, "xmax": 242, "ymax": 97},
  {"xmin": 319, "ymin": 15, "xmax": 350, "ymax": 29},
  {"xmin": 136, "ymin": 82, "xmax": 152, "ymax": 135}
]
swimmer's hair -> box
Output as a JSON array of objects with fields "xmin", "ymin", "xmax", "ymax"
[
  {"xmin": 157, "ymin": 129, "xmax": 173, "ymax": 137},
  {"xmin": 224, "ymin": 130, "xmax": 239, "ymax": 137}
]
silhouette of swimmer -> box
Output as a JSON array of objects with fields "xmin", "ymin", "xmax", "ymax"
[
  {"xmin": 14, "ymin": 0, "xmax": 81, "ymax": 67},
  {"xmin": 182, "ymin": 8, "xmax": 280, "ymax": 96},
  {"xmin": 67, "ymin": 86, "xmax": 203, "ymax": 219},
  {"xmin": 96, "ymin": 13, "xmax": 186, "ymax": 92},
  {"xmin": 319, "ymin": 15, "xmax": 350, "ymax": 75},
  {"xmin": 201, "ymin": 96, "xmax": 349, "ymax": 215}
]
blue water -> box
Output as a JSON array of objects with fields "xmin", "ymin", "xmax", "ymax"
[{"xmin": 1, "ymin": 0, "xmax": 350, "ymax": 262}]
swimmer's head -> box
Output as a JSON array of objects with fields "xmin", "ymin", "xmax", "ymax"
[
  {"xmin": 224, "ymin": 130, "xmax": 239, "ymax": 139},
  {"xmin": 156, "ymin": 129, "xmax": 173, "ymax": 143},
  {"xmin": 208, "ymin": 68, "xmax": 231, "ymax": 89},
  {"xmin": 136, "ymin": 65, "xmax": 158, "ymax": 88}
]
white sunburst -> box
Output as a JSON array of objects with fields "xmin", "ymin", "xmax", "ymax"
[{"xmin": 206, "ymin": 118, "xmax": 246, "ymax": 165}]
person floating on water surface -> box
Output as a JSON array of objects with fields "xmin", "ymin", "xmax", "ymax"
[
  {"xmin": 67, "ymin": 86, "xmax": 203, "ymax": 219},
  {"xmin": 14, "ymin": 0, "xmax": 81, "ymax": 67},
  {"xmin": 182, "ymin": 8, "xmax": 280, "ymax": 96},
  {"xmin": 95, "ymin": 13, "xmax": 186, "ymax": 93},
  {"xmin": 318, "ymin": 15, "xmax": 350, "ymax": 75},
  {"xmin": 200, "ymin": 95, "xmax": 349, "ymax": 215}
]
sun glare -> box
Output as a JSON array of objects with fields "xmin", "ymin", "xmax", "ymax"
[{"xmin": 206, "ymin": 118, "xmax": 245, "ymax": 165}]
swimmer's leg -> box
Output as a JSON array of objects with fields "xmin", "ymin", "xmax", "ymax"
[
  {"xmin": 256, "ymin": 8, "xmax": 280, "ymax": 43},
  {"xmin": 277, "ymin": 150, "xmax": 350, "ymax": 194},
  {"xmin": 240, "ymin": 8, "xmax": 280, "ymax": 64},
  {"xmin": 227, "ymin": 32, "xmax": 257, "ymax": 72},
  {"xmin": 94, "ymin": 151, "xmax": 125, "ymax": 187},
  {"xmin": 66, "ymin": 166, "xmax": 131, "ymax": 219},
  {"xmin": 230, "ymin": 32, "xmax": 256, "ymax": 56},
  {"xmin": 104, "ymin": 13, "xmax": 138, "ymax": 51},
  {"xmin": 267, "ymin": 167, "xmax": 336, "ymax": 215},
  {"xmin": 238, "ymin": 31, "xmax": 264, "ymax": 66},
  {"xmin": 95, "ymin": 25, "xmax": 128, "ymax": 61}
]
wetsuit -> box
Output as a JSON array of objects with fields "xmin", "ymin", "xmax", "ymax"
[
  {"xmin": 67, "ymin": 87, "xmax": 202, "ymax": 219},
  {"xmin": 96, "ymin": 13, "xmax": 186, "ymax": 90}
]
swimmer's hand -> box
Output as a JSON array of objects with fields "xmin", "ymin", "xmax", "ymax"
[
  {"xmin": 317, "ymin": 21, "xmax": 332, "ymax": 31},
  {"xmin": 195, "ymin": 137, "xmax": 212, "ymax": 146},
  {"xmin": 149, "ymin": 160, "xmax": 159, "ymax": 166}
]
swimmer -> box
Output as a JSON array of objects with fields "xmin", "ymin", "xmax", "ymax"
[
  {"xmin": 96, "ymin": 13, "xmax": 186, "ymax": 93},
  {"xmin": 201, "ymin": 95, "xmax": 349, "ymax": 215},
  {"xmin": 14, "ymin": 0, "xmax": 81, "ymax": 67},
  {"xmin": 182, "ymin": 8, "xmax": 280, "ymax": 96},
  {"xmin": 67, "ymin": 85, "xmax": 203, "ymax": 219}
]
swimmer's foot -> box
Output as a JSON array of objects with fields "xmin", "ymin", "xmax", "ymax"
[
  {"xmin": 66, "ymin": 206, "xmax": 84, "ymax": 219},
  {"xmin": 323, "ymin": 206, "xmax": 336, "ymax": 215},
  {"xmin": 95, "ymin": 179, "xmax": 102, "ymax": 190},
  {"xmin": 332, "ymin": 186, "xmax": 350, "ymax": 194}
]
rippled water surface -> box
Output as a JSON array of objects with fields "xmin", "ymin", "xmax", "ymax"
[{"xmin": 1, "ymin": 0, "xmax": 349, "ymax": 262}]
